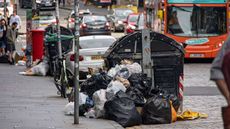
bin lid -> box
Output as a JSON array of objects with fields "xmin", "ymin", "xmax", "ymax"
[{"xmin": 104, "ymin": 31, "xmax": 185, "ymax": 58}]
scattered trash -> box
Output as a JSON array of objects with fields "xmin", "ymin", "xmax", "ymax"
[
  {"xmin": 104, "ymin": 91, "xmax": 142, "ymax": 127},
  {"xmin": 106, "ymin": 81, "xmax": 126, "ymax": 99},
  {"xmin": 19, "ymin": 57, "xmax": 49, "ymax": 76},
  {"xmin": 126, "ymin": 87, "xmax": 146, "ymax": 107},
  {"xmin": 148, "ymin": 87, "xmax": 181, "ymax": 112},
  {"xmin": 84, "ymin": 108, "xmax": 96, "ymax": 118},
  {"xmin": 115, "ymin": 76, "xmax": 130, "ymax": 88},
  {"xmin": 177, "ymin": 109, "xmax": 208, "ymax": 120},
  {"xmin": 115, "ymin": 68, "xmax": 130, "ymax": 79},
  {"xmin": 92, "ymin": 89, "xmax": 107, "ymax": 118},
  {"xmin": 128, "ymin": 73, "xmax": 152, "ymax": 98},
  {"xmin": 64, "ymin": 102, "xmax": 74, "ymax": 115},
  {"xmin": 107, "ymin": 64, "xmax": 123, "ymax": 77},
  {"xmin": 16, "ymin": 60, "xmax": 26, "ymax": 66},
  {"xmin": 142, "ymin": 94, "xmax": 172, "ymax": 124},
  {"xmin": 79, "ymin": 93, "xmax": 88, "ymax": 106},
  {"xmin": 64, "ymin": 93, "xmax": 89, "ymax": 116},
  {"xmin": 80, "ymin": 72, "xmax": 112, "ymax": 98},
  {"xmin": 125, "ymin": 62, "xmax": 142, "ymax": 75}
]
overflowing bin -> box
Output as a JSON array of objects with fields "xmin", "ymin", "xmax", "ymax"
[{"xmin": 104, "ymin": 31, "xmax": 185, "ymax": 103}]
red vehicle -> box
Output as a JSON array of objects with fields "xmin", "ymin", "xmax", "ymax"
[
  {"xmin": 145, "ymin": 0, "xmax": 229, "ymax": 58},
  {"xmin": 124, "ymin": 13, "xmax": 139, "ymax": 34}
]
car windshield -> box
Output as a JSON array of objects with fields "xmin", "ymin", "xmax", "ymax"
[
  {"xmin": 39, "ymin": 15, "xmax": 54, "ymax": 20},
  {"xmin": 128, "ymin": 15, "xmax": 138, "ymax": 23},
  {"xmin": 115, "ymin": 9, "xmax": 133, "ymax": 19},
  {"xmin": 167, "ymin": 6, "xmax": 227, "ymax": 37},
  {"xmin": 80, "ymin": 37, "xmax": 115, "ymax": 49},
  {"xmin": 83, "ymin": 16, "xmax": 107, "ymax": 23}
]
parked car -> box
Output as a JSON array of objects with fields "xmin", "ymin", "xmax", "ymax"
[
  {"xmin": 36, "ymin": 0, "xmax": 55, "ymax": 10},
  {"xmin": 66, "ymin": 9, "xmax": 92, "ymax": 32},
  {"xmin": 0, "ymin": 0, "xmax": 13, "ymax": 16},
  {"xmin": 66, "ymin": 35, "xmax": 116, "ymax": 79},
  {"xmin": 107, "ymin": 8, "xmax": 133, "ymax": 32},
  {"xmin": 124, "ymin": 13, "xmax": 139, "ymax": 34},
  {"xmin": 19, "ymin": 0, "xmax": 32, "ymax": 8},
  {"xmin": 80, "ymin": 15, "xmax": 111, "ymax": 36},
  {"xmin": 38, "ymin": 13, "xmax": 56, "ymax": 28}
]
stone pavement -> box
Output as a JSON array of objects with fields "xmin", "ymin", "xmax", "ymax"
[
  {"xmin": 0, "ymin": 63, "xmax": 227, "ymax": 129},
  {"xmin": 0, "ymin": 64, "xmax": 122, "ymax": 129}
]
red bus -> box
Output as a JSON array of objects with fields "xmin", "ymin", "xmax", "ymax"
[{"xmin": 145, "ymin": 0, "xmax": 229, "ymax": 58}]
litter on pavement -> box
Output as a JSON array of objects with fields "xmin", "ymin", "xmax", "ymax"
[{"xmin": 62, "ymin": 59, "xmax": 208, "ymax": 127}]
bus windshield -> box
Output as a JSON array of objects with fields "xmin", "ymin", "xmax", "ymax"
[{"xmin": 167, "ymin": 6, "xmax": 227, "ymax": 37}]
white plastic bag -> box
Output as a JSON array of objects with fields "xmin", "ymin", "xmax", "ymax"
[
  {"xmin": 79, "ymin": 92, "xmax": 88, "ymax": 105},
  {"xmin": 64, "ymin": 93, "xmax": 88, "ymax": 115},
  {"xmin": 64, "ymin": 102, "xmax": 74, "ymax": 115},
  {"xmin": 92, "ymin": 89, "xmax": 107, "ymax": 118},
  {"xmin": 84, "ymin": 108, "xmax": 96, "ymax": 118},
  {"xmin": 107, "ymin": 64, "xmax": 123, "ymax": 77},
  {"xmin": 125, "ymin": 62, "xmax": 142, "ymax": 75},
  {"xmin": 31, "ymin": 62, "xmax": 49, "ymax": 76},
  {"xmin": 106, "ymin": 81, "xmax": 126, "ymax": 99}
]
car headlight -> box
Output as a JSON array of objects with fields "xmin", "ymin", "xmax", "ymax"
[{"xmin": 118, "ymin": 20, "xmax": 123, "ymax": 24}]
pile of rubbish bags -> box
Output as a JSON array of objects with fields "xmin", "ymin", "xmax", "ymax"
[{"xmin": 64, "ymin": 59, "xmax": 181, "ymax": 127}]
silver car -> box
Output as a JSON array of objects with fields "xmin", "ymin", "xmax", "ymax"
[
  {"xmin": 65, "ymin": 35, "xmax": 116, "ymax": 80},
  {"xmin": 38, "ymin": 13, "xmax": 56, "ymax": 28}
]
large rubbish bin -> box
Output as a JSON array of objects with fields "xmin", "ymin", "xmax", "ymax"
[
  {"xmin": 44, "ymin": 25, "xmax": 73, "ymax": 76},
  {"xmin": 104, "ymin": 31, "xmax": 185, "ymax": 103},
  {"xmin": 31, "ymin": 29, "xmax": 45, "ymax": 61}
]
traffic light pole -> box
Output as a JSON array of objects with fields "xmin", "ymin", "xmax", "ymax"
[{"xmin": 74, "ymin": 0, "xmax": 80, "ymax": 124}]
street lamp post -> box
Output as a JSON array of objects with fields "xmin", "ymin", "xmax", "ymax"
[
  {"xmin": 55, "ymin": 0, "xmax": 62, "ymax": 59},
  {"xmin": 3, "ymin": 0, "xmax": 6, "ymax": 17},
  {"xmin": 74, "ymin": 0, "xmax": 80, "ymax": 124}
]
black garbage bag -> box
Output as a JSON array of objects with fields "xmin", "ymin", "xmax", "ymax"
[
  {"xmin": 104, "ymin": 90, "xmax": 142, "ymax": 127},
  {"xmin": 79, "ymin": 96, "xmax": 94, "ymax": 116},
  {"xmin": 128, "ymin": 73, "xmax": 152, "ymax": 97},
  {"xmin": 126, "ymin": 87, "xmax": 145, "ymax": 107},
  {"xmin": 142, "ymin": 94, "xmax": 172, "ymax": 124},
  {"xmin": 80, "ymin": 72, "xmax": 112, "ymax": 98},
  {"xmin": 148, "ymin": 87, "xmax": 181, "ymax": 112}
]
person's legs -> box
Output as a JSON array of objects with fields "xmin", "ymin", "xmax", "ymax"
[{"xmin": 7, "ymin": 44, "xmax": 15, "ymax": 64}]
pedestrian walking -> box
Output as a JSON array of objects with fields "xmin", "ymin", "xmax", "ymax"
[
  {"xmin": 6, "ymin": 22, "xmax": 18, "ymax": 64},
  {"xmin": 210, "ymin": 36, "xmax": 230, "ymax": 129},
  {"xmin": 0, "ymin": 19, "xmax": 8, "ymax": 56},
  {"xmin": 9, "ymin": 11, "xmax": 21, "ymax": 29}
]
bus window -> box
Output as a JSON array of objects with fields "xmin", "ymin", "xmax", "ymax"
[{"xmin": 167, "ymin": 6, "xmax": 227, "ymax": 37}]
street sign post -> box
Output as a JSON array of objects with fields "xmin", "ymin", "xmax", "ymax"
[{"xmin": 74, "ymin": 0, "xmax": 80, "ymax": 124}]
